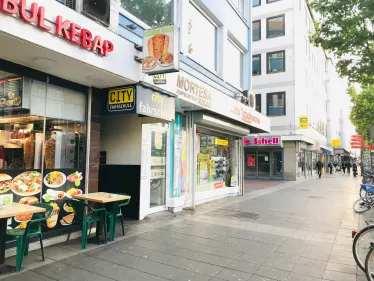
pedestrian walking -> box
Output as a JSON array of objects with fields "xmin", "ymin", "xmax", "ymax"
[
  {"xmin": 342, "ymin": 163, "xmax": 346, "ymax": 174},
  {"xmin": 353, "ymin": 161, "xmax": 358, "ymax": 177},
  {"xmin": 346, "ymin": 162, "xmax": 352, "ymax": 175},
  {"xmin": 328, "ymin": 161, "xmax": 333, "ymax": 174},
  {"xmin": 315, "ymin": 160, "xmax": 323, "ymax": 178}
]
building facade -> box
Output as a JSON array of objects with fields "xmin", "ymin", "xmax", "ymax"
[
  {"xmin": 0, "ymin": 0, "xmax": 269, "ymax": 253},
  {"xmin": 249, "ymin": 0, "xmax": 349, "ymax": 180}
]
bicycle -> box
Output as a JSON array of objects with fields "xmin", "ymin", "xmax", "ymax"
[
  {"xmin": 361, "ymin": 183, "xmax": 374, "ymax": 200},
  {"xmin": 352, "ymin": 220, "xmax": 374, "ymax": 273},
  {"xmin": 365, "ymin": 242, "xmax": 374, "ymax": 280},
  {"xmin": 353, "ymin": 178, "xmax": 374, "ymax": 213}
]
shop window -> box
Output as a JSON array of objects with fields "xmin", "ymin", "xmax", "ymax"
[
  {"xmin": 253, "ymin": 0, "xmax": 261, "ymax": 7},
  {"xmin": 267, "ymin": 92, "xmax": 286, "ymax": 116},
  {"xmin": 253, "ymin": 20, "xmax": 261, "ymax": 41},
  {"xmin": 267, "ymin": 15, "xmax": 285, "ymax": 38},
  {"xmin": 252, "ymin": 54, "xmax": 261, "ymax": 76},
  {"xmin": 226, "ymin": 39, "xmax": 244, "ymax": 89},
  {"xmin": 188, "ymin": 2, "xmax": 218, "ymax": 72},
  {"xmin": 120, "ymin": 0, "xmax": 173, "ymax": 28},
  {"xmin": 255, "ymin": 94, "xmax": 261, "ymax": 113},
  {"xmin": 267, "ymin": 51, "xmax": 285, "ymax": 73},
  {"xmin": 197, "ymin": 133, "xmax": 239, "ymax": 192},
  {"xmin": 0, "ymin": 71, "xmax": 87, "ymax": 232}
]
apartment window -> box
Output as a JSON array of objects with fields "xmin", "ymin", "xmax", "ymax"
[
  {"xmin": 255, "ymin": 94, "xmax": 261, "ymax": 113},
  {"xmin": 253, "ymin": 0, "xmax": 261, "ymax": 7},
  {"xmin": 120, "ymin": 0, "xmax": 173, "ymax": 28},
  {"xmin": 267, "ymin": 92, "xmax": 286, "ymax": 116},
  {"xmin": 267, "ymin": 51, "xmax": 285, "ymax": 73},
  {"xmin": 226, "ymin": 39, "xmax": 244, "ymax": 89},
  {"xmin": 231, "ymin": 0, "xmax": 245, "ymax": 15},
  {"xmin": 188, "ymin": 2, "xmax": 218, "ymax": 71},
  {"xmin": 267, "ymin": 15, "xmax": 285, "ymax": 38},
  {"xmin": 252, "ymin": 54, "xmax": 261, "ymax": 75},
  {"xmin": 267, "ymin": 0, "xmax": 281, "ymax": 3},
  {"xmin": 253, "ymin": 20, "xmax": 261, "ymax": 41}
]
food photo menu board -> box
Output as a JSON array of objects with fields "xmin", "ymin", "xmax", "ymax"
[
  {"xmin": 142, "ymin": 25, "xmax": 179, "ymax": 75},
  {"xmin": 0, "ymin": 169, "xmax": 84, "ymax": 233},
  {"xmin": 0, "ymin": 77, "xmax": 23, "ymax": 109},
  {"xmin": 42, "ymin": 169, "xmax": 84, "ymax": 230}
]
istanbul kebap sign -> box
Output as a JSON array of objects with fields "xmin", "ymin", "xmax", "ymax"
[
  {"xmin": 143, "ymin": 25, "xmax": 179, "ymax": 75},
  {"xmin": 0, "ymin": 169, "xmax": 84, "ymax": 231}
]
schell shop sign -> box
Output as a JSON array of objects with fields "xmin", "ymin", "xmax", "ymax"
[
  {"xmin": 0, "ymin": 0, "xmax": 114, "ymax": 56},
  {"xmin": 244, "ymin": 136, "xmax": 282, "ymax": 147}
]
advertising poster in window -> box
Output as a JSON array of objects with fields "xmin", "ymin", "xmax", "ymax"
[
  {"xmin": 143, "ymin": 25, "xmax": 180, "ymax": 75},
  {"xmin": 0, "ymin": 169, "xmax": 85, "ymax": 231},
  {"xmin": 0, "ymin": 77, "xmax": 23, "ymax": 109},
  {"xmin": 181, "ymin": 130, "xmax": 187, "ymax": 195},
  {"xmin": 42, "ymin": 169, "xmax": 84, "ymax": 230},
  {"xmin": 247, "ymin": 155, "xmax": 256, "ymax": 167},
  {"xmin": 198, "ymin": 154, "xmax": 209, "ymax": 185}
]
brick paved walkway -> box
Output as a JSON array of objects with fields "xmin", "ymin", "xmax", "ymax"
[{"xmin": 0, "ymin": 173, "xmax": 366, "ymax": 281}]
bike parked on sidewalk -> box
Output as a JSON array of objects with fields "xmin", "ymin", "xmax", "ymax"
[
  {"xmin": 353, "ymin": 178, "xmax": 374, "ymax": 213},
  {"xmin": 365, "ymin": 242, "xmax": 374, "ymax": 280},
  {"xmin": 352, "ymin": 221, "xmax": 374, "ymax": 273}
]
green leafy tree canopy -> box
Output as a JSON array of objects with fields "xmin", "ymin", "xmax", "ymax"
[
  {"xmin": 120, "ymin": 0, "xmax": 172, "ymax": 28},
  {"xmin": 348, "ymin": 85, "xmax": 374, "ymax": 138},
  {"xmin": 309, "ymin": 0, "xmax": 374, "ymax": 85}
]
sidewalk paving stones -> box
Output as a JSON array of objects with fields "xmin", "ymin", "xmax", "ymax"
[{"xmin": 0, "ymin": 175, "xmax": 369, "ymax": 281}]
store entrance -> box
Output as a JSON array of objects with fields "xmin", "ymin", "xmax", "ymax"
[
  {"xmin": 244, "ymin": 149, "xmax": 284, "ymax": 180},
  {"xmin": 258, "ymin": 151, "xmax": 270, "ymax": 179}
]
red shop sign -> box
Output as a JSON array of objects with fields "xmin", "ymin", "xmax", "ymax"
[{"xmin": 0, "ymin": 0, "xmax": 114, "ymax": 56}]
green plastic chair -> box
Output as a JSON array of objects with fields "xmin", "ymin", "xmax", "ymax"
[
  {"xmin": 105, "ymin": 194, "xmax": 130, "ymax": 241},
  {"xmin": 65, "ymin": 199, "xmax": 107, "ymax": 249},
  {"xmin": 7, "ymin": 203, "xmax": 53, "ymax": 272}
]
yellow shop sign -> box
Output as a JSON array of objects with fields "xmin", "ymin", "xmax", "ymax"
[
  {"xmin": 299, "ymin": 116, "xmax": 309, "ymax": 129},
  {"xmin": 332, "ymin": 139, "xmax": 341, "ymax": 147},
  {"xmin": 215, "ymin": 138, "xmax": 229, "ymax": 146},
  {"xmin": 107, "ymin": 86, "xmax": 135, "ymax": 112}
]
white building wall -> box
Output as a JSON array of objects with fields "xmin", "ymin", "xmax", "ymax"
[
  {"xmin": 252, "ymin": 0, "xmax": 295, "ymax": 131},
  {"xmin": 179, "ymin": 0, "xmax": 251, "ymax": 93},
  {"xmin": 252, "ymin": 0, "xmax": 332, "ymax": 149}
]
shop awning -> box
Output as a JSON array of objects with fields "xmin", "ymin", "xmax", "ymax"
[
  {"xmin": 141, "ymin": 70, "xmax": 270, "ymax": 133},
  {"xmin": 193, "ymin": 112, "xmax": 250, "ymax": 137}
]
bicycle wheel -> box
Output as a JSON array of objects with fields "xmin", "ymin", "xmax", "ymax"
[
  {"xmin": 353, "ymin": 224, "xmax": 374, "ymax": 272},
  {"xmin": 365, "ymin": 245, "xmax": 374, "ymax": 280},
  {"xmin": 353, "ymin": 198, "xmax": 371, "ymax": 213}
]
